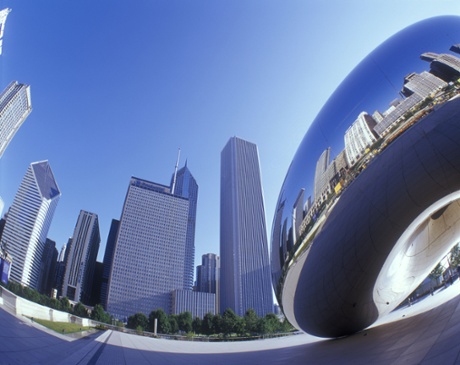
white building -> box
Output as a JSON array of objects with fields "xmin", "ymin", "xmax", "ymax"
[
  {"xmin": 344, "ymin": 112, "xmax": 378, "ymax": 166},
  {"xmin": 220, "ymin": 137, "xmax": 273, "ymax": 317},
  {"xmin": 2, "ymin": 161, "xmax": 61, "ymax": 289},
  {"xmin": 0, "ymin": 81, "xmax": 32, "ymax": 158}
]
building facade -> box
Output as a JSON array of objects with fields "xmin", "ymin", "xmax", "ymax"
[
  {"xmin": 172, "ymin": 289, "xmax": 216, "ymax": 318},
  {"xmin": 1, "ymin": 161, "xmax": 61, "ymax": 289},
  {"xmin": 170, "ymin": 163, "xmax": 198, "ymax": 290},
  {"xmin": 196, "ymin": 253, "xmax": 220, "ymax": 313},
  {"xmin": 62, "ymin": 210, "xmax": 100, "ymax": 304},
  {"xmin": 0, "ymin": 81, "xmax": 32, "ymax": 158},
  {"xmin": 107, "ymin": 170, "xmax": 197, "ymax": 320},
  {"xmin": 100, "ymin": 219, "xmax": 119, "ymax": 309},
  {"xmin": 344, "ymin": 112, "xmax": 378, "ymax": 166},
  {"xmin": 38, "ymin": 238, "xmax": 57, "ymax": 295},
  {"xmin": 220, "ymin": 137, "xmax": 273, "ymax": 317}
]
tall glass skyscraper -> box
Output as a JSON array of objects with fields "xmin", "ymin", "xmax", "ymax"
[
  {"xmin": 220, "ymin": 137, "xmax": 273, "ymax": 317},
  {"xmin": 0, "ymin": 81, "xmax": 32, "ymax": 158},
  {"xmin": 1, "ymin": 161, "xmax": 61, "ymax": 289},
  {"xmin": 62, "ymin": 210, "xmax": 100, "ymax": 304},
  {"xmin": 107, "ymin": 166, "xmax": 198, "ymax": 320},
  {"xmin": 170, "ymin": 163, "xmax": 198, "ymax": 290}
]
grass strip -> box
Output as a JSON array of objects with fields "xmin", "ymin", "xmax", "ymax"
[{"xmin": 31, "ymin": 318, "xmax": 91, "ymax": 334}]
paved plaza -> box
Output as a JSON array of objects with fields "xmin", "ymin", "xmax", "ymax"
[{"xmin": 2, "ymin": 282, "xmax": 460, "ymax": 364}]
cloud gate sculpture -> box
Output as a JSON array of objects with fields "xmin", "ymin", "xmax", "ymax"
[{"xmin": 271, "ymin": 16, "xmax": 460, "ymax": 338}]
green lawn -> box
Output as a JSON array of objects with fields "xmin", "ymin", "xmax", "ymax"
[{"xmin": 31, "ymin": 318, "xmax": 92, "ymax": 334}]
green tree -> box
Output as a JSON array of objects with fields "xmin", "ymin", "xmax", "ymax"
[
  {"xmin": 264, "ymin": 313, "xmax": 281, "ymax": 333},
  {"xmin": 59, "ymin": 297, "xmax": 71, "ymax": 313},
  {"xmin": 169, "ymin": 314, "xmax": 179, "ymax": 334},
  {"xmin": 178, "ymin": 311, "xmax": 193, "ymax": 333},
  {"xmin": 91, "ymin": 304, "xmax": 111, "ymax": 323},
  {"xmin": 48, "ymin": 298, "xmax": 61, "ymax": 310},
  {"xmin": 279, "ymin": 318, "xmax": 295, "ymax": 333},
  {"xmin": 73, "ymin": 302, "xmax": 88, "ymax": 318},
  {"xmin": 244, "ymin": 308, "xmax": 259, "ymax": 334},
  {"xmin": 257, "ymin": 316, "xmax": 269, "ymax": 335},
  {"xmin": 212, "ymin": 313, "xmax": 223, "ymax": 334},
  {"xmin": 149, "ymin": 309, "xmax": 171, "ymax": 334},
  {"xmin": 201, "ymin": 312, "xmax": 214, "ymax": 335},
  {"xmin": 429, "ymin": 263, "xmax": 444, "ymax": 280},
  {"xmin": 192, "ymin": 316, "xmax": 202, "ymax": 334},
  {"xmin": 222, "ymin": 308, "xmax": 244, "ymax": 336},
  {"xmin": 127, "ymin": 312, "xmax": 148, "ymax": 330},
  {"xmin": 450, "ymin": 244, "xmax": 460, "ymax": 268}
]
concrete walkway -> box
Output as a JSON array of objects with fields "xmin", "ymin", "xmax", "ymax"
[{"xmin": 3, "ymin": 282, "xmax": 460, "ymax": 364}]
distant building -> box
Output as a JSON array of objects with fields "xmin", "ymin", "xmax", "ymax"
[
  {"xmin": 54, "ymin": 241, "xmax": 69, "ymax": 298},
  {"xmin": 196, "ymin": 253, "xmax": 219, "ymax": 294},
  {"xmin": 220, "ymin": 137, "xmax": 273, "ymax": 317},
  {"xmin": 292, "ymin": 188, "xmax": 305, "ymax": 243},
  {"xmin": 90, "ymin": 261, "xmax": 103, "ymax": 306},
  {"xmin": 170, "ymin": 162, "xmax": 198, "ymax": 290},
  {"xmin": 0, "ymin": 81, "xmax": 32, "ymax": 158},
  {"xmin": 172, "ymin": 289, "xmax": 216, "ymax": 319},
  {"xmin": 374, "ymin": 94, "xmax": 423, "ymax": 137},
  {"xmin": 344, "ymin": 112, "xmax": 378, "ymax": 166},
  {"xmin": 38, "ymin": 238, "xmax": 58, "ymax": 295},
  {"xmin": 100, "ymin": 219, "xmax": 119, "ymax": 309},
  {"xmin": 421, "ymin": 52, "xmax": 460, "ymax": 81},
  {"xmin": 314, "ymin": 148, "xmax": 331, "ymax": 201},
  {"xmin": 107, "ymin": 164, "xmax": 198, "ymax": 319},
  {"xmin": 1, "ymin": 161, "xmax": 61, "ymax": 289},
  {"xmin": 196, "ymin": 253, "xmax": 220, "ymax": 313},
  {"xmin": 62, "ymin": 210, "xmax": 100, "ymax": 304},
  {"xmin": 402, "ymin": 71, "xmax": 447, "ymax": 99}
]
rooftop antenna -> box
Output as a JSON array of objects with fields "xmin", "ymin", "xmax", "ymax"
[{"xmin": 171, "ymin": 148, "xmax": 181, "ymax": 195}]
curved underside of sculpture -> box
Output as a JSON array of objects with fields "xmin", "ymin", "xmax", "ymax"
[{"xmin": 272, "ymin": 16, "xmax": 460, "ymax": 338}]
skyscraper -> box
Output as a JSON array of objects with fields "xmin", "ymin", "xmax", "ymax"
[
  {"xmin": 170, "ymin": 162, "xmax": 198, "ymax": 289},
  {"xmin": 38, "ymin": 238, "xmax": 58, "ymax": 295},
  {"xmin": 196, "ymin": 253, "xmax": 220, "ymax": 313},
  {"xmin": 100, "ymin": 219, "xmax": 119, "ymax": 309},
  {"xmin": 62, "ymin": 210, "xmax": 100, "ymax": 304},
  {"xmin": 220, "ymin": 137, "xmax": 273, "ymax": 317},
  {"xmin": 0, "ymin": 81, "xmax": 32, "ymax": 158},
  {"xmin": 196, "ymin": 253, "xmax": 219, "ymax": 294},
  {"xmin": 107, "ymin": 166, "xmax": 198, "ymax": 319},
  {"xmin": 1, "ymin": 161, "xmax": 61, "ymax": 289}
]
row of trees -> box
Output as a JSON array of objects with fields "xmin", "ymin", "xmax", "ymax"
[
  {"xmin": 1, "ymin": 280, "xmax": 114, "ymax": 323},
  {"xmin": 2, "ymin": 280, "xmax": 293, "ymax": 337},
  {"xmin": 127, "ymin": 308, "xmax": 293, "ymax": 337}
]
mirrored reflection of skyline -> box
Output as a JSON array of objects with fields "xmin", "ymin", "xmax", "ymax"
[{"xmin": 272, "ymin": 16, "xmax": 460, "ymax": 294}]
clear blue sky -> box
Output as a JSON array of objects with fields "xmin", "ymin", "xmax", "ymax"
[{"xmin": 0, "ymin": 1, "xmax": 458, "ymax": 268}]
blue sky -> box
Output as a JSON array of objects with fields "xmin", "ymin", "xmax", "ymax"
[{"xmin": 0, "ymin": 1, "xmax": 458, "ymax": 267}]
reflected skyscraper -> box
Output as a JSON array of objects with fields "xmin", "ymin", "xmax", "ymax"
[
  {"xmin": 107, "ymin": 164, "xmax": 197, "ymax": 319},
  {"xmin": 0, "ymin": 81, "xmax": 32, "ymax": 158},
  {"xmin": 2, "ymin": 161, "xmax": 60, "ymax": 289},
  {"xmin": 62, "ymin": 210, "xmax": 100, "ymax": 304},
  {"xmin": 220, "ymin": 137, "xmax": 273, "ymax": 317}
]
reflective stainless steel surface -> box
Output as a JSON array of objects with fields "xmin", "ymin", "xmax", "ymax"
[{"xmin": 271, "ymin": 16, "xmax": 460, "ymax": 337}]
